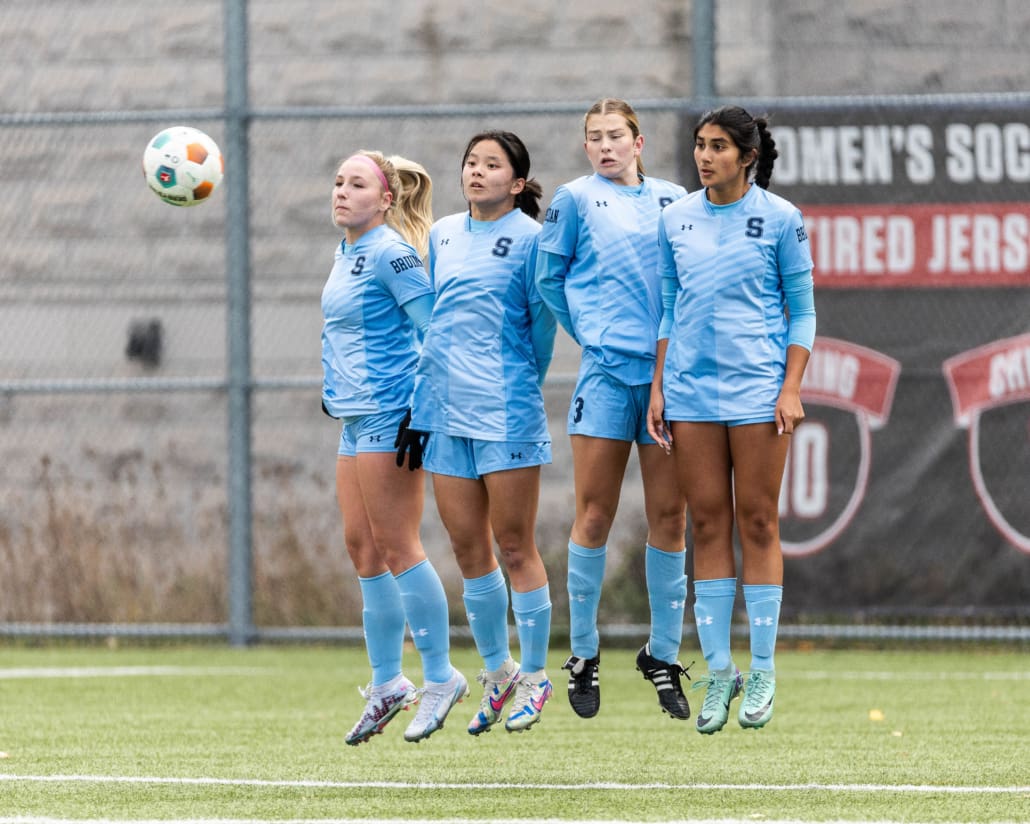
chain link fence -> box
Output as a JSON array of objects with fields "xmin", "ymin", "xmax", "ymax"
[{"xmin": 1, "ymin": 1, "xmax": 1027, "ymax": 643}]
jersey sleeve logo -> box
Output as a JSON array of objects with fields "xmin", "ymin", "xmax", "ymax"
[
  {"xmin": 544, "ymin": 207, "xmax": 560, "ymax": 224},
  {"xmin": 389, "ymin": 253, "xmax": 423, "ymax": 273},
  {"xmin": 796, "ymin": 224, "xmax": 809, "ymax": 243}
]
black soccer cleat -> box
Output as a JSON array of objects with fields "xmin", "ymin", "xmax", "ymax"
[
  {"xmin": 636, "ymin": 643, "xmax": 692, "ymax": 720},
  {"xmin": 562, "ymin": 654, "xmax": 600, "ymax": 718}
]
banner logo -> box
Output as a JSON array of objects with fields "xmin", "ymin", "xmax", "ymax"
[
  {"xmin": 780, "ymin": 337, "xmax": 901, "ymax": 556},
  {"xmin": 943, "ymin": 333, "xmax": 1030, "ymax": 554}
]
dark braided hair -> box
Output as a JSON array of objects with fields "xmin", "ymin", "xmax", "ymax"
[{"xmin": 694, "ymin": 105, "xmax": 778, "ymax": 189}]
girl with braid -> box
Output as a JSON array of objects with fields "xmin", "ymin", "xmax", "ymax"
[{"xmin": 648, "ymin": 106, "xmax": 816, "ymax": 734}]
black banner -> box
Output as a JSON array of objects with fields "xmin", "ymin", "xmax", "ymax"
[{"xmin": 682, "ymin": 102, "xmax": 1030, "ymax": 612}]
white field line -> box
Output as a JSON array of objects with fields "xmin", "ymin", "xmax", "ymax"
[
  {"xmin": 0, "ymin": 774, "xmax": 1026, "ymax": 794},
  {"xmin": 1, "ymin": 819, "xmax": 1028, "ymax": 824},
  {"xmin": 2, "ymin": 819, "xmax": 1023, "ymax": 824},
  {"xmin": 0, "ymin": 667, "xmax": 267, "ymax": 680}
]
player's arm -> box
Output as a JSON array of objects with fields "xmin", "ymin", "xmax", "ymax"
[
  {"xmin": 534, "ymin": 249, "xmax": 576, "ymax": 342},
  {"xmin": 776, "ymin": 267, "xmax": 816, "ymax": 435},
  {"xmin": 529, "ymin": 299, "xmax": 557, "ymax": 386},
  {"xmin": 534, "ymin": 186, "xmax": 579, "ymax": 342},
  {"xmin": 647, "ymin": 220, "xmax": 679, "ymax": 452},
  {"xmin": 400, "ymin": 293, "xmax": 434, "ymax": 340}
]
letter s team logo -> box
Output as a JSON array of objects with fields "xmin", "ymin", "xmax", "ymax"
[
  {"xmin": 944, "ymin": 333, "xmax": 1030, "ymax": 555},
  {"xmin": 779, "ymin": 337, "xmax": 901, "ymax": 557}
]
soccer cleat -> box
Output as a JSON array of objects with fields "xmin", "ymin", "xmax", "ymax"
[
  {"xmin": 403, "ymin": 668, "xmax": 469, "ymax": 743},
  {"xmin": 344, "ymin": 676, "xmax": 417, "ymax": 746},
  {"xmin": 562, "ymin": 654, "xmax": 600, "ymax": 718},
  {"xmin": 693, "ymin": 667, "xmax": 743, "ymax": 735},
  {"xmin": 505, "ymin": 672, "xmax": 553, "ymax": 732},
  {"xmin": 738, "ymin": 670, "xmax": 776, "ymax": 729},
  {"xmin": 467, "ymin": 660, "xmax": 521, "ymax": 736},
  {"xmin": 635, "ymin": 643, "xmax": 692, "ymax": 720}
]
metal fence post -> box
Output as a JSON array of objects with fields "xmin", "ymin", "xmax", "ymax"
[
  {"xmin": 224, "ymin": 0, "xmax": 254, "ymax": 646},
  {"xmin": 693, "ymin": 0, "xmax": 715, "ymax": 105}
]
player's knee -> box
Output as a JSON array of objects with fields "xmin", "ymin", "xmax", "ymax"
[
  {"xmin": 576, "ymin": 507, "xmax": 615, "ymax": 546},
  {"xmin": 736, "ymin": 509, "xmax": 778, "ymax": 551},
  {"xmin": 649, "ymin": 505, "xmax": 687, "ymax": 543}
]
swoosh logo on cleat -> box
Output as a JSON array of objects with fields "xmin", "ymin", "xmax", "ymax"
[
  {"xmin": 744, "ymin": 700, "xmax": 773, "ymax": 722},
  {"xmin": 489, "ymin": 694, "xmax": 508, "ymax": 712}
]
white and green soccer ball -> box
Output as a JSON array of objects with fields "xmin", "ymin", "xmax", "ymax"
[{"xmin": 142, "ymin": 125, "xmax": 224, "ymax": 207}]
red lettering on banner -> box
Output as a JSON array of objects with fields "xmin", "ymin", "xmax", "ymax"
[
  {"xmin": 801, "ymin": 337, "xmax": 900, "ymax": 428},
  {"xmin": 805, "ymin": 203, "xmax": 1030, "ymax": 287},
  {"xmin": 943, "ymin": 333, "xmax": 1030, "ymax": 426}
]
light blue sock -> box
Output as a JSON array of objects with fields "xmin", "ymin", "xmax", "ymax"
[
  {"xmin": 394, "ymin": 559, "xmax": 452, "ymax": 683},
  {"xmin": 693, "ymin": 577, "xmax": 737, "ymax": 674},
  {"xmin": 358, "ymin": 571, "xmax": 406, "ymax": 686},
  {"xmin": 567, "ymin": 540, "xmax": 606, "ymax": 659},
  {"xmin": 645, "ymin": 544, "xmax": 687, "ymax": 663},
  {"xmin": 463, "ymin": 567, "xmax": 510, "ymax": 672},
  {"xmin": 511, "ymin": 583, "xmax": 552, "ymax": 673},
  {"xmin": 744, "ymin": 583, "xmax": 783, "ymax": 672}
]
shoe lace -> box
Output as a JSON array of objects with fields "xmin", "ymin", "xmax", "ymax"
[
  {"xmin": 693, "ymin": 674, "xmax": 730, "ymax": 715},
  {"xmin": 745, "ymin": 671, "xmax": 774, "ymax": 705},
  {"xmin": 564, "ymin": 656, "xmax": 597, "ymax": 689},
  {"xmin": 644, "ymin": 653, "xmax": 693, "ymax": 691},
  {"xmin": 507, "ymin": 675, "xmax": 535, "ymax": 715},
  {"xmin": 474, "ymin": 669, "xmax": 500, "ymax": 712}
]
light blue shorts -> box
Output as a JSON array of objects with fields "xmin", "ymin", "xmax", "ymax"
[
  {"xmin": 338, "ymin": 408, "xmax": 408, "ymax": 457},
  {"xmin": 670, "ymin": 415, "xmax": 776, "ymax": 427},
  {"xmin": 423, "ymin": 433, "xmax": 552, "ymax": 479},
  {"xmin": 567, "ymin": 361, "xmax": 655, "ymax": 444}
]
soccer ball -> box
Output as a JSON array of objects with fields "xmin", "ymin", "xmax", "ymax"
[{"xmin": 142, "ymin": 126, "xmax": 224, "ymax": 207}]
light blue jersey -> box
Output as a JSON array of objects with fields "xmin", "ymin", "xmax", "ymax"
[
  {"xmin": 537, "ymin": 173, "xmax": 687, "ymax": 385},
  {"xmin": 320, "ymin": 224, "xmax": 432, "ymax": 419},
  {"xmin": 658, "ymin": 184, "xmax": 814, "ymax": 422},
  {"xmin": 412, "ymin": 209, "xmax": 550, "ymax": 442}
]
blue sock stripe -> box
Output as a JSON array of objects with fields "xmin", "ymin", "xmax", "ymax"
[
  {"xmin": 694, "ymin": 577, "xmax": 737, "ymax": 597},
  {"xmin": 463, "ymin": 566, "xmax": 506, "ymax": 596},
  {"xmin": 743, "ymin": 583, "xmax": 783, "ymax": 603},
  {"xmin": 511, "ymin": 582, "xmax": 551, "ymax": 613}
]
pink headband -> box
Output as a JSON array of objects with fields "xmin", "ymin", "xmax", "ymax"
[{"xmin": 349, "ymin": 153, "xmax": 391, "ymax": 195}]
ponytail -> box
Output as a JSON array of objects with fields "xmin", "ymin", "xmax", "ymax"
[
  {"xmin": 693, "ymin": 106, "xmax": 779, "ymax": 189},
  {"xmin": 350, "ymin": 150, "xmax": 434, "ymax": 259}
]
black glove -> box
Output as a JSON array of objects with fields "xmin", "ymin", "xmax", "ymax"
[{"xmin": 394, "ymin": 409, "xmax": 430, "ymax": 471}]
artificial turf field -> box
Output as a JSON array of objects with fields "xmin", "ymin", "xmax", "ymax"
[{"xmin": 0, "ymin": 643, "xmax": 1026, "ymax": 823}]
